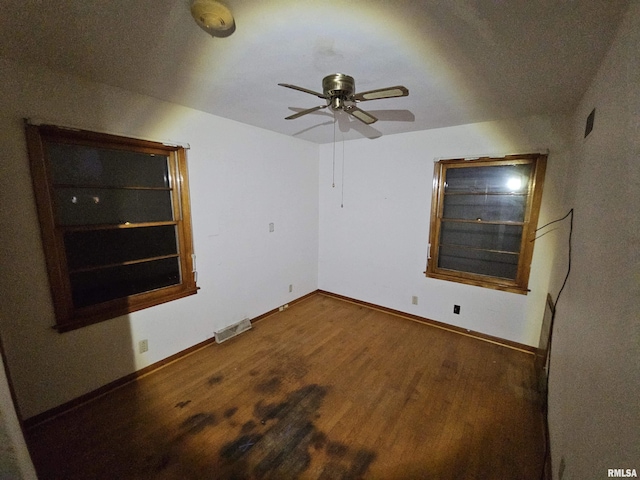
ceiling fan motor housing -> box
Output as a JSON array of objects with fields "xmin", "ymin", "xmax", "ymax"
[{"xmin": 323, "ymin": 73, "xmax": 355, "ymax": 110}]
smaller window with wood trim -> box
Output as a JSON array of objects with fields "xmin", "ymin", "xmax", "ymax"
[
  {"xmin": 26, "ymin": 124, "xmax": 198, "ymax": 332},
  {"xmin": 426, "ymin": 154, "xmax": 546, "ymax": 294}
]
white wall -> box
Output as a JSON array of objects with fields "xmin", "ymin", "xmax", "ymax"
[
  {"xmin": 318, "ymin": 115, "xmax": 571, "ymax": 346},
  {"xmin": 547, "ymin": 2, "xmax": 640, "ymax": 478},
  {"xmin": 0, "ymin": 346, "xmax": 37, "ymax": 480},
  {"xmin": 0, "ymin": 58, "xmax": 319, "ymax": 419}
]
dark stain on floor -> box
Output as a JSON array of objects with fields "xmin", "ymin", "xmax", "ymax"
[
  {"xmin": 174, "ymin": 400, "xmax": 191, "ymax": 408},
  {"xmin": 207, "ymin": 374, "xmax": 224, "ymax": 385},
  {"xmin": 311, "ymin": 431, "xmax": 327, "ymax": 449},
  {"xmin": 318, "ymin": 449, "xmax": 377, "ymax": 480},
  {"xmin": 224, "ymin": 406, "xmax": 238, "ymax": 418},
  {"xmin": 220, "ymin": 433, "xmax": 264, "ymax": 461},
  {"xmin": 326, "ymin": 441, "xmax": 349, "ymax": 458},
  {"xmin": 351, "ymin": 449, "xmax": 378, "ymax": 476},
  {"xmin": 218, "ymin": 384, "xmax": 377, "ymax": 479},
  {"xmin": 253, "ymin": 421, "xmax": 315, "ymax": 478},
  {"xmin": 180, "ymin": 412, "xmax": 217, "ymax": 435},
  {"xmin": 241, "ymin": 420, "xmax": 257, "ymax": 434},
  {"xmin": 255, "ymin": 376, "xmax": 282, "ymax": 394},
  {"xmin": 147, "ymin": 410, "xmax": 220, "ymax": 472}
]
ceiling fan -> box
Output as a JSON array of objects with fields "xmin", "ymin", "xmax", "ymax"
[{"xmin": 279, "ymin": 73, "xmax": 409, "ymax": 125}]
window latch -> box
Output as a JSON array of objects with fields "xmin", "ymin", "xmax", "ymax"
[{"xmin": 192, "ymin": 254, "xmax": 198, "ymax": 282}]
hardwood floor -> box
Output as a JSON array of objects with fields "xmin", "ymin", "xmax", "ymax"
[{"xmin": 25, "ymin": 293, "xmax": 545, "ymax": 479}]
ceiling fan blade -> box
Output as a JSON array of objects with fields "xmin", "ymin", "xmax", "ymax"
[
  {"xmin": 278, "ymin": 83, "xmax": 326, "ymax": 99},
  {"xmin": 288, "ymin": 106, "xmax": 333, "ymax": 118},
  {"xmin": 344, "ymin": 105, "xmax": 378, "ymax": 125},
  {"xmin": 285, "ymin": 105, "xmax": 328, "ymax": 120},
  {"xmin": 352, "ymin": 86, "xmax": 409, "ymax": 102},
  {"xmin": 367, "ymin": 109, "xmax": 415, "ymax": 122}
]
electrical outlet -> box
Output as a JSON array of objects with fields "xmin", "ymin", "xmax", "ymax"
[
  {"xmin": 269, "ymin": 222, "xmax": 274, "ymax": 232},
  {"xmin": 289, "ymin": 284, "xmax": 293, "ymax": 293},
  {"xmin": 453, "ymin": 305, "xmax": 460, "ymax": 314},
  {"xmin": 138, "ymin": 339, "xmax": 148, "ymax": 353},
  {"xmin": 412, "ymin": 296, "xmax": 418, "ymax": 305}
]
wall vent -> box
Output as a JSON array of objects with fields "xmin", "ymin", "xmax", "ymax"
[{"xmin": 215, "ymin": 318, "xmax": 252, "ymax": 344}]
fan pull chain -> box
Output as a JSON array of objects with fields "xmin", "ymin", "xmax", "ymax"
[
  {"xmin": 332, "ymin": 113, "xmax": 336, "ymax": 188},
  {"xmin": 341, "ymin": 130, "xmax": 345, "ymax": 208}
]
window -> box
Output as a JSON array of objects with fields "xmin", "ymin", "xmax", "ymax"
[
  {"xmin": 426, "ymin": 154, "xmax": 546, "ymax": 294},
  {"xmin": 26, "ymin": 124, "xmax": 197, "ymax": 332}
]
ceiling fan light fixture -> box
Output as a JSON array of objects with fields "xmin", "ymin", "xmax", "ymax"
[{"xmin": 190, "ymin": 0, "xmax": 235, "ymax": 34}]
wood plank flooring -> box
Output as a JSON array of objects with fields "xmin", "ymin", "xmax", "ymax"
[{"xmin": 25, "ymin": 293, "xmax": 545, "ymax": 479}]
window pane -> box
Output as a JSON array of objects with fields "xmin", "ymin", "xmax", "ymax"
[
  {"xmin": 47, "ymin": 143, "xmax": 169, "ymax": 188},
  {"xmin": 440, "ymin": 222, "xmax": 522, "ymax": 253},
  {"xmin": 438, "ymin": 245, "xmax": 519, "ymax": 280},
  {"xmin": 70, "ymin": 257, "xmax": 181, "ymax": 308},
  {"xmin": 442, "ymin": 194, "xmax": 526, "ymax": 222},
  {"xmin": 445, "ymin": 164, "xmax": 532, "ymax": 194},
  {"xmin": 64, "ymin": 225, "xmax": 178, "ymax": 270},
  {"xmin": 54, "ymin": 188, "xmax": 173, "ymax": 225}
]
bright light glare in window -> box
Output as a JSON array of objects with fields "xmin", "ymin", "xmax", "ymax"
[{"xmin": 506, "ymin": 177, "xmax": 522, "ymax": 191}]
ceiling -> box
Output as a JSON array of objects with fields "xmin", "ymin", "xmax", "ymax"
[{"xmin": 0, "ymin": 0, "xmax": 629, "ymax": 144}]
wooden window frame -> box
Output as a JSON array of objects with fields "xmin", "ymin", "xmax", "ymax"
[
  {"xmin": 426, "ymin": 153, "xmax": 547, "ymax": 294},
  {"xmin": 26, "ymin": 124, "xmax": 198, "ymax": 332}
]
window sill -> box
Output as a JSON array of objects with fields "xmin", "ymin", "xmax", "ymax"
[
  {"xmin": 53, "ymin": 287, "xmax": 198, "ymax": 333},
  {"xmin": 425, "ymin": 271, "xmax": 529, "ymax": 295}
]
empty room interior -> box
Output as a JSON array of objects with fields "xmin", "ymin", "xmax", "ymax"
[{"xmin": 0, "ymin": 1, "xmax": 638, "ymax": 479}]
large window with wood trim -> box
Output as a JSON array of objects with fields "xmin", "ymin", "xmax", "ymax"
[
  {"xmin": 426, "ymin": 154, "xmax": 546, "ymax": 294},
  {"xmin": 26, "ymin": 124, "xmax": 197, "ymax": 332}
]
